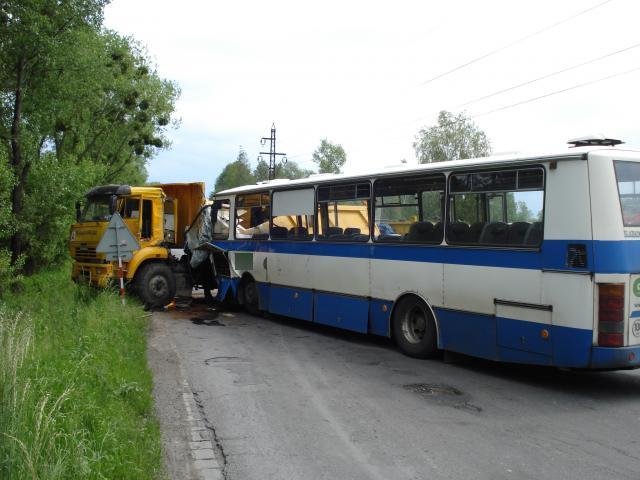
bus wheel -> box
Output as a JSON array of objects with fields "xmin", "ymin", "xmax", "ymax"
[
  {"xmin": 241, "ymin": 279, "xmax": 260, "ymax": 316},
  {"xmin": 392, "ymin": 296, "xmax": 438, "ymax": 358},
  {"xmin": 136, "ymin": 263, "xmax": 176, "ymax": 308}
]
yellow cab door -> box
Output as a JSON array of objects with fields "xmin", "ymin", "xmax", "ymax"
[
  {"xmin": 120, "ymin": 196, "xmax": 157, "ymax": 247},
  {"xmin": 120, "ymin": 196, "xmax": 143, "ymax": 242}
]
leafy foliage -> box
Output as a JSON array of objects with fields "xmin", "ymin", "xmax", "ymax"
[
  {"xmin": 213, "ymin": 149, "xmax": 255, "ymax": 193},
  {"xmin": 413, "ymin": 110, "xmax": 491, "ymax": 163},
  {"xmin": 276, "ymin": 161, "xmax": 314, "ymax": 180},
  {"xmin": 312, "ymin": 138, "xmax": 346, "ymax": 173},
  {"xmin": 212, "ymin": 150, "xmax": 314, "ymax": 197},
  {"xmin": 253, "ymin": 157, "xmax": 270, "ymax": 183},
  {"xmin": 0, "ymin": 0, "xmax": 178, "ymax": 277}
]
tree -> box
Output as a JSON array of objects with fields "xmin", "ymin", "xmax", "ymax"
[
  {"xmin": 0, "ymin": 0, "xmax": 178, "ymax": 274},
  {"xmin": 213, "ymin": 149, "xmax": 255, "ymax": 194},
  {"xmin": 312, "ymin": 138, "xmax": 346, "ymax": 174},
  {"xmin": 413, "ymin": 110, "xmax": 491, "ymax": 163},
  {"xmin": 212, "ymin": 153, "xmax": 315, "ymax": 199},
  {"xmin": 253, "ymin": 157, "xmax": 270, "ymax": 182},
  {"xmin": 276, "ymin": 160, "xmax": 314, "ymax": 180},
  {"xmin": 0, "ymin": 0, "xmax": 108, "ymax": 266}
]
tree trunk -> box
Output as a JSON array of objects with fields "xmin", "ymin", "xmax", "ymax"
[{"xmin": 10, "ymin": 56, "xmax": 26, "ymax": 267}]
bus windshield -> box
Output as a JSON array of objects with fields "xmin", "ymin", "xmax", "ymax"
[{"xmin": 614, "ymin": 161, "xmax": 640, "ymax": 227}]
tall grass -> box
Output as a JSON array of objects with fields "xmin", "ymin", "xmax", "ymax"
[{"xmin": 0, "ymin": 267, "xmax": 163, "ymax": 479}]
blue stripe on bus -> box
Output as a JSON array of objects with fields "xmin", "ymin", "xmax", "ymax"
[
  {"xmin": 249, "ymin": 283, "xmax": 637, "ymax": 369},
  {"xmin": 209, "ymin": 239, "xmax": 640, "ymax": 273}
]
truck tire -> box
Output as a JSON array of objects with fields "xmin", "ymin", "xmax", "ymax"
[
  {"xmin": 392, "ymin": 296, "xmax": 439, "ymax": 359},
  {"xmin": 136, "ymin": 263, "xmax": 176, "ymax": 308}
]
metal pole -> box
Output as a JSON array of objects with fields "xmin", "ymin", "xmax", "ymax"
[{"xmin": 114, "ymin": 223, "xmax": 126, "ymax": 306}]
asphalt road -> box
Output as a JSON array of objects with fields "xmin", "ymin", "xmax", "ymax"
[{"xmin": 149, "ymin": 302, "xmax": 640, "ymax": 480}]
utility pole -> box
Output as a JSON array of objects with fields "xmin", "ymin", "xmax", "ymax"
[{"xmin": 259, "ymin": 123, "xmax": 287, "ymax": 180}]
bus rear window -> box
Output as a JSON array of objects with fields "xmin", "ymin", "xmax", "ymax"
[{"xmin": 614, "ymin": 161, "xmax": 640, "ymax": 227}]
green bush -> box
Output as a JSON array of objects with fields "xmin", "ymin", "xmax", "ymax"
[{"xmin": 0, "ymin": 266, "xmax": 163, "ymax": 479}]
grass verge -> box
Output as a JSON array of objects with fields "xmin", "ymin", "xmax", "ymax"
[{"xmin": 0, "ymin": 266, "xmax": 163, "ymax": 479}]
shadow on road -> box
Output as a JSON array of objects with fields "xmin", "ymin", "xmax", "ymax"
[{"xmin": 185, "ymin": 302, "xmax": 640, "ymax": 400}]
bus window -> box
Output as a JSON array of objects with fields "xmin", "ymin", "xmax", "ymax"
[
  {"xmin": 447, "ymin": 167, "xmax": 544, "ymax": 246},
  {"xmin": 374, "ymin": 175, "xmax": 445, "ymax": 243},
  {"xmin": 614, "ymin": 161, "xmax": 640, "ymax": 226},
  {"xmin": 271, "ymin": 189, "xmax": 314, "ymax": 241},
  {"xmin": 211, "ymin": 199, "xmax": 231, "ymax": 240},
  {"xmin": 235, "ymin": 192, "xmax": 270, "ymax": 240},
  {"xmin": 317, "ymin": 183, "xmax": 370, "ymax": 242}
]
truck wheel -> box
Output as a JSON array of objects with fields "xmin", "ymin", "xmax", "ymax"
[
  {"xmin": 240, "ymin": 278, "xmax": 260, "ymax": 315},
  {"xmin": 392, "ymin": 296, "xmax": 439, "ymax": 359},
  {"xmin": 136, "ymin": 263, "xmax": 176, "ymax": 308}
]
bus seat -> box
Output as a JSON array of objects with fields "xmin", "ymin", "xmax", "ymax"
[
  {"xmin": 469, "ymin": 222, "xmax": 485, "ymax": 243},
  {"xmin": 289, "ymin": 226, "xmax": 310, "ymax": 240},
  {"xmin": 524, "ymin": 222, "xmax": 543, "ymax": 245},
  {"xmin": 251, "ymin": 233, "xmax": 269, "ymax": 240},
  {"xmin": 326, "ymin": 226, "xmax": 343, "ymax": 237},
  {"xmin": 448, "ymin": 222, "xmax": 470, "ymax": 243},
  {"xmin": 344, "ymin": 227, "xmax": 361, "ymax": 236},
  {"xmin": 271, "ymin": 226, "xmax": 288, "ymax": 239},
  {"xmin": 430, "ymin": 222, "xmax": 444, "ymax": 242},
  {"xmin": 507, "ymin": 222, "xmax": 530, "ymax": 245},
  {"xmin": 405, "ymin": 221, "xmax": 433, "ymax": 242},
  {"xmin": 479, "ymin": 222, "xmax": 508, "ymax": 245},
  {"xmin": 351, "ymin": 234, "xmax": 369, "ymax": 242},
  {"xmin": 377, "ymin": 234, "xmax": 402, "ymax": 242}
]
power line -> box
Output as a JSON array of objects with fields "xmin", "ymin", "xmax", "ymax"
[
  {"xmin": 459, "ymin": 40, "xmax": 640, "ymax": 107},
  {"xmin": 473, "ymin": 65, "xmax": 640, "ymax": 117},
  {"xmin": 421, "ymin": 0, "xmax": 614, "ymax": 86}
]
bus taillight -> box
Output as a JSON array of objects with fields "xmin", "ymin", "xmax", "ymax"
[{"xmin": 598, "ymin": 284, "xmax": 625, "ymax": 347}]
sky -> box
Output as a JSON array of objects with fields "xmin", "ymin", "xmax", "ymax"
[{"xmin": 104, "ymin": 0, "xmax": 640, "ymax": 195}]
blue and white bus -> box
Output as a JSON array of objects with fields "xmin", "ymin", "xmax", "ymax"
[{"xmin": 206, "ymin": 137, "xmax": 640, "ymax": 370}]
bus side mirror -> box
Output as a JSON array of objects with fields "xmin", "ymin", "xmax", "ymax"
[
  {"xmin": 109, "ymin": 195, "xmax": 118, "ymax": 215},
  {"xmin": 75, "ymin": 201, "xmax": 81, "ymax": 222}
]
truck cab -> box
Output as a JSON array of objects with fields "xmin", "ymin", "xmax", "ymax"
[{"xmin": 70, "ymin": 182, "xmax": 206, "ymax": 306}]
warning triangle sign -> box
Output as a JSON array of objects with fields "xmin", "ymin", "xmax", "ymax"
[{"xmin": 96, "ymin": 212, "xmax": 140, "ymax": 261}]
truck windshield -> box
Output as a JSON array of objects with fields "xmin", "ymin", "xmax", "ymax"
[
  {"xmin": 80, "ymin": 196, "xmax": 112, "ymax": 222},
  {"xmin": 614, "ymin": 161, "xmax": 640, "ymax": 227}
]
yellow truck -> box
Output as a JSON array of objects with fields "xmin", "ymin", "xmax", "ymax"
[{"xmin": 69, "ymin": 182, "xmax": 208, "ymax": 307}]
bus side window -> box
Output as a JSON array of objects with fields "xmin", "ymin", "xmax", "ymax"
[
  {"xmin": 235, "ymin": 192, "xmax": 270, "ymax": 240},
  {"xmin": 446, "ymin": 168, "xmax": 544, "ymax": 247},
  {"xmin": 374, "ymin": 175, "xmax": 445, "ymax": 244},
  {"xmin": 271, "ymin": 189, "xmax": 315, "ymax": 241},
  {"xmin": 211, "ymin": 199, "xmax": 231, "ymax": 240},
  {"xmin": 317, "ymin": 183, "xmax": 370, "ymax": 242}
]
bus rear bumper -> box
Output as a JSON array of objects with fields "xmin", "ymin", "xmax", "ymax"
[{"xmin": 590, "ymin": 345, "xmax": 640, "ymax": 369}]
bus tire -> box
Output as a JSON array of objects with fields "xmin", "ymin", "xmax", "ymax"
[
  {"xmin": 392, "ymin": 296, "xmax": 439, "ymax": 359},
  {"xmin": 241, "ymin": 278, "xmax": 260, "ymax": 316},
  {"xmin": 136, "ymin": 262, "xmax": 176, "ymax": 308}
]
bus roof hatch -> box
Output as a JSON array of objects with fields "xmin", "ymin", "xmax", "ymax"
[{"xmin": 567, "ymin": 135, "xmax": 624, "ymax": 147}]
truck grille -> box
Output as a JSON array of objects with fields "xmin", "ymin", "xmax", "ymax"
[{"xmin": 74, "ymin": 246, "xmax": 102, "ymax": 263}]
